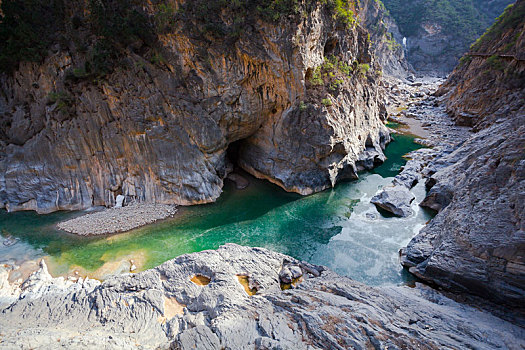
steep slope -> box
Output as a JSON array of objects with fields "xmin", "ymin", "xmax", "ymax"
[
  {"xmin": 440, "ymin": 0, "xmax": 525, "ymax": 129},
  {"xmin": 402, "ymin": 0, "xmax": 525, "ymax": 307},
  {"xmin": 0, "ymin": 0, "xmax": 391, "ymax": 213},
  {"xmin": 381, "ymin": 0, "xmax": 515, "ymax": 73},
  {"xmin": 359, "ymin": 0, "xmax": 411, "ymax": 78}
]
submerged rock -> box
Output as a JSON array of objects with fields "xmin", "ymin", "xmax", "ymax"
[{"xmin": 0, "ymin": 244, "xmax": 523, "ymax": 349}]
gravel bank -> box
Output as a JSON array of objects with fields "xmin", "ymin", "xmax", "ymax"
[{"xmin": 57, "ymin": 204, "xmax": 177, "ymax": 235}]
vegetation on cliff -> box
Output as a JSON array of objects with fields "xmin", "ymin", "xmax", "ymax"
[
  {"xmin": 377, "ymin": 0, "xmax": 514, "ymax": 71},
  {"xmin": 470, "ymin": 1, "xmax": 525, "ymax": 52},
  {"xmin": 0, "ymin": 0, "xmax": 361, "ymax": 75},
  {"xmin": 441, "ymin": 0, "xmax": 525, "ymax": 129},
  {"xmin": 0, "ymin": 0, "xmax": 65, "ymax": 72},
  {"xmin": 380, "ymin": 0, "xmax": 513, "ymax": 43}
]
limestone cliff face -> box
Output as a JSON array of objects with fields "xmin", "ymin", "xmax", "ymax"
[
  {"xmin": 359, "ymin": 0, "xmax": 411, "ymax": 78},
  {"xmin": 381, "ymin": 0, "xmax": 515, "ymax": 74},
  {"xmin": 0, "ymin": 1, "xmax": 390, "ymax": 213},
  {"xmin": 439, "ymin": 0, "xmax": 525, "ymax": 130},
  {"xmin": 402, "ymin": 0, "xmax": 525, "ymax": 307}
]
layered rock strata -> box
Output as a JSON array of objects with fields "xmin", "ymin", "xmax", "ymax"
[
  {"xmin": 402, "ymin": 1, "xmax": 525, "ymax": 308},
  {"xmin": 0, "ymin": 1, "xmax": 391, "ymax": 213},
  {"xmin": 1, "ymin": 244, "xmax": 524, "ymax": 349}
]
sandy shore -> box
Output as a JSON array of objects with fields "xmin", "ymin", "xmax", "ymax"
[{"xmin": 57, "ymin": 203, "xmax": 177, "ymax": 236}]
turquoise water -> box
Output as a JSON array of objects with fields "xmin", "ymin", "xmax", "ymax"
[{"xmin": 0, "ymin": 134, "xmax": 431, "ymax": 285}]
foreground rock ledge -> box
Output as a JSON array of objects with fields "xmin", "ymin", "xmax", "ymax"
[{"xmin": 0, "ymin": 244, "xmax": 523, "ymax": 349}]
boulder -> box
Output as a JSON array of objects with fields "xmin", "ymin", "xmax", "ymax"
[
  {"xmin": 114, "ymin": 195, "xmax": 125, "ymax": 208},
  {"xmin": 371, "ymin": 185, "xmax": 415, "ymax": 217}
]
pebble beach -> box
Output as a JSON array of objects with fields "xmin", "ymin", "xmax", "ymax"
[{"xmin": 57, "ymin": 204, "xmax": 177, "ymax": 236}]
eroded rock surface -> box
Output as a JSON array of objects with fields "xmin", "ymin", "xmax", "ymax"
[
  {"xmin": 402, "ymin": 2, "xmax": 525, "ymax": 308},
  {"xmin": 371, "ymin": 185, "xmax": 414, "ymax": 217},
  {"xmin": 1, "ymin": 244, "xmax": 524, "ymax": 349},
  {"xmin": 402, "ymin": 116, "xmax": 525, "ymax": 307},
  {"xmin": 0, "ymin": 1, "xmax": 391, "ymax": 213}
]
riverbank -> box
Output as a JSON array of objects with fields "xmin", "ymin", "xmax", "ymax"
[
  {"xmin": 371, "ymin": 77, "xmax": 472, "ymax": 217},
  {"xmin": 0, "ymin": 131, "xmax": 427, "ymax": 284},
  {"xmin": 384, "ymin": 77, "xmax": 471, "ymax": 146},
  {"xmin": 57, "ymin": 204, "xmax": 177, "ymax": 236}
]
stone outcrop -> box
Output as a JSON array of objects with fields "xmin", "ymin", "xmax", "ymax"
[
  {"xmin": 371, "ymin": 185, "xmax": 415, "ymax": 217},
  {"xmin": 359, "ymin": 0, "xmax": 412, "ymax": 78},
  {"xmin": 402, "ymin": 0, "xmax": 525, "ymax": 308},
  {"xmin": 402, "ymin": 116, "xmax": 525, "ymax": 307},
  {"xmin": 1, "ymin": 244, "xmax": 524, "ymax": 349},
  {"xmin": 0, "ymin": 0, "xmax": 391, "ymax": 213}
]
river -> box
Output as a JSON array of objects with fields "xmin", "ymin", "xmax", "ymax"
[{"xmin": 0, "ymin": 131, "xmax": 432, "ymax": 286}]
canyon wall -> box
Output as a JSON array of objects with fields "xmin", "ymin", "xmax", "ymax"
[
  {"xmin": 381, "ymin": 0, "xmax": 515, "ymax": 74},
  {"xmin": 0, "ymin": 0, "xmax": 392, "ymax": 213},
  {"xmin": 402, "ymin": 0, "xmax": 525, "ymax": 307}
]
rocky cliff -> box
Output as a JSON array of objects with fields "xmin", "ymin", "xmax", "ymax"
[
  {"xmin": 381, "ymin": 0, "xmax": 515, "ymax": 74},
  {"xmin": 360, "ymin": 0, "xmax": 411, "ymax": 78},
  {"xmin": 1, "ymin": 244, "xmax": 524, "ymax": 349},
  {"xmin": 440, "ymin": 0, "xmax": 525, "ymax": 129},
  {"xmin": 0, "ymin": 0, "xmax": 395, "ymax": 213},
  {"xmin": 402, "ymin": 0, "xmax": 525, "ymax": 308}
]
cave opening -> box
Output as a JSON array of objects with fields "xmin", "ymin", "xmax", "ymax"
[
  {"xmin": 324, "ymin": 37, "xmax": 339, "ymax": 56},
  {"xmin": 225, "ymin": 139, "xmax": 251, "ymax": 190},
  {"xmin": 226, "ymin": 139, "xmax": 244, "ymax": 169}
]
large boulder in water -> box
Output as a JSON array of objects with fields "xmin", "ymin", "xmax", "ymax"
[{"xmin": 371, "ymin": 185, "xmax": 415, "ymax": 217}]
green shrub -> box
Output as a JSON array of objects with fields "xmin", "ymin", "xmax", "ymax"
[
  {"xmin": 458, "ymin": 55, "xmax": 472, "ymax": 68},
  {"xmin": 47, "ymin": 91, "xmax": 73, "ymax": 112},
  {"xmin": 322, "ymin": 98, "xmax": 332, "ymax": 106},
  {"xmin": 385, "ymin": 32, "xmax": 400, "ymax": 51},
  {"xmin": 486, "ymin": 55, "xmax": 505, "ymax": 71},
  {"xmin": 299, "ymin": 101, "xmax": 308, "ymax": 111},
  {"xmin": 358, "ymin": 63, "xmax": 370, "ymax": 75},
  {"xmin": 0, "ymin": 0, "xmax": 65, "ymax": 72},
  {"xmin": 309, "ymin": 66, "xmax": 324, "ymax": 85},
  {"xmin": 155, "ymin": 3, "xmax": 176, "ymax": 33},
  {"xmin": 329, "ymin": 79, "xmax": 344, "ymax": 91},
  {"xmin": 150, "ymin": 52, "xmax": 166, "ymax": 66},
  {"xmin": 323, "ymin": 0, "xmax": 358, "ymax": 28},
  {"xmin": 337, "ymin": 60, "xmax": 353, "ymax": 76}
]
